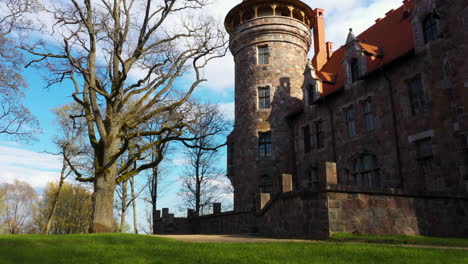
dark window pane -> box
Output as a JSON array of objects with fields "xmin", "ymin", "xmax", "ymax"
[
  {"xmin": 258, "ymin": 86, "xmax": 270, "ymax": 109},
  {"xmin": 260, "ymin": 175, "xmax": 272, "ymax": 193},
  {"xmin": 351, "ymin": 58, "xmax": 359, "ymax": 82},
  {"xmin": 351, "ymin": 154, "xmax": 380, "ymax": 187},
  {"xmin": 258, "ymin": 45, "xmax": 269, "ymax": 65},
  {"xmin": 423, "ymin": 15, "xmax": 438, "ymax": 44},
  {"xmin": 346, "ymin": 107, "xmax": 356, "ymax": 137},
  {"xmin": 416, "ymin": 138, "xmax": 432, "ymax": 159},
  {"xmin": 363, "ymin": 101, "xmax": 375, "ymax": 131},
  {"xmin": 407, "ymin": 76, "xmax": 426, "ymax": 115},
  {"xmin": 258, "ymin": 132, "xmax": 272, "ymax": 157}
]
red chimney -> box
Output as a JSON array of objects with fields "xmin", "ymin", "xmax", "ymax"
[{"xmin": 312, "ymin": 8, "xmax": 327, "ymax": 70}]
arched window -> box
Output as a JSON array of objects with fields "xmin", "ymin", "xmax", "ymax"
[
  {"xmin": 257, "ymin": 6, "xmax": 273, "ymax": 17},
  {"xmin": 352, "ymin": 154, "xmax": 380, "ymax": 187},
  {"xmin": 350, "ymin": 58, "xmax": 359, "ymax": 82},
  {"xmin": 260, "ymin": 175, "xmax": 272, "ymax": 193},
  {"xmin": 423, "ymin": 15, "xmax": 438, "ymax": 44}
]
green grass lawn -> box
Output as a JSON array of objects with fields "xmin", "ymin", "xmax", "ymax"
[
  {"xmin": 329, "ymin": 233, "xmax": 468, "ymax": 247},
  {"xmin": 0, "ymin": 233, "xmax": 466, "ymax": 264}
]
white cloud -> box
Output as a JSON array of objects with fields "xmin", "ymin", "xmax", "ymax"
[{"xmin": 0, "ymin": 146, "xmax": 62, "ymax": 189}]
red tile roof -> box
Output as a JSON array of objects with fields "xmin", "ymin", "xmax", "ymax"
[{"xmin": 318, "ymin": 0, "xmax": 415, "ymax": 96}]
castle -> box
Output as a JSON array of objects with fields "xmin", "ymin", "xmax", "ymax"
[{"xmin": 156, "ymin": 0, "xmax": 468, "ymax": 238}]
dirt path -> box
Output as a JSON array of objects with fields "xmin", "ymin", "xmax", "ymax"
[{"xmin": 153, "ymin": 234, "xmax": 468, "ymax": 250}]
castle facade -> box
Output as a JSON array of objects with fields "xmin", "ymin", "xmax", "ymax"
[{"xmin": 156, "ymin": 0, "xmax": 468, "ymax": 238}]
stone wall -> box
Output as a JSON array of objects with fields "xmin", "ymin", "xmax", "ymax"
[
  {"xmin": 189, "ymin": 211, "xmax": 257, "ymax": 235},
  {"xmin": 258, "ymin": 190, "xmax": 329, "ymax": 239},
  {"xmin": 327, "ymin": 188, "xmax": 468, "ymax": 237}
]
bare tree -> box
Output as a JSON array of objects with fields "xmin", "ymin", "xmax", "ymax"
[
  {"xmin": 114, "ymin": 176, "xmax": 146, "ymax": 233},
  {"xmin": 0, "ymin": 0, "xmax": 40, "ymax": 141},
  {"xmin": 179, "ymin": 104, "xmax": 231, "ymax": 216},
  {"xmin": 22, "ymin": 0, "xmax": 227, "ymax": 232},
  {"xmin": 0, "ymin": 180, "xmax": 38, "ymax": 234},
  {"xmin": 43, "ymin": 103, "xmax": 90, "ymax": 234}
]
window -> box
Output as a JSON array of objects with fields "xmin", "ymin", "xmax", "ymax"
[
  {"xmin": 416, "ymin": 138, "xmax": 432, "ymax": 160},
  {"xmin": 258, "ymin": 45, "xmax": 269, "ymax": 65},
  {"xmin": 315, "ymin": 121, "xmax": 324, "ymax": 149},
  {"xmin": 308, "ymin": 84, "xmax": 315, "ymax": 105},
  {"xmin": 352, "ymin": 154, "xmax": 380, "ymax": 187},
  {"xmin": 307, "ymin": 167, "xmax": 319, "ymax": 186},
  {"xmin": 408, "ymin": 76, "xmax": 427, "ymax": 115},
  {"xmin": 303, "ymin": 125, "xmax": 311, "ymax": 153},
  {"xmin": 362, "ymin": 100, "xmax": 375, "ymax": 131},
  {"xmin": 415, "ymin": 138, "xmax": 444, "ymax": 191},
  {"xmin": 423, "ymin": 15, "xmax": 438, "ymax": 44},
  {"xmin": 260, "ymin": 175, "xmax": 272, "ymax": 193},
  {"xmin": 258, "ymin": 132, "xmax": 272, "ymax": 157},
  {"xmin": 350, "ymin": 58, "xmax": 359, "ymax": 82},
  {"xmin": 345, "ymin": 107, "xmax": 356, "ymax": 138},
  {"xmin": 258, "ymin": 86, "xmax": 270, "ymax": 109}
]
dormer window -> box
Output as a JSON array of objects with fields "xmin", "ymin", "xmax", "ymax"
[
  {"xmin": 423, "ymin": 15, "xmax": 438, "ymax": 44},
  {"xmin": 350, "ymin": 58, "xmax": 359, "ymax": 82},
  {"xmin": 258, "ymin": 45, "xmax": 269, "ymax": 65}
]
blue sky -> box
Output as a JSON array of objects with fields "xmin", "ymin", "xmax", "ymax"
[{"xmin": 0, "ymin": 0, "xmax": 403, "ymax": 231}]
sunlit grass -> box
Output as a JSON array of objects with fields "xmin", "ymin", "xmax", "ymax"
[
  {"xmin": 0, "ymin": 233, "xmax": 466, "ymax": 264},
  {"xmin": 329, "ymin": 232, "xmax": 468, "ymax": 247}
]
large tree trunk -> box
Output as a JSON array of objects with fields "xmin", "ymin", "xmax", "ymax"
[{"xmin": 90, "ymin": 168, "xmax": 117, "ymax": 233}]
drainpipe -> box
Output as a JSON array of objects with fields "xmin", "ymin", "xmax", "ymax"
[{"xmin": 381, "ymin": 67, "xmax": 404, "ymax": 188}]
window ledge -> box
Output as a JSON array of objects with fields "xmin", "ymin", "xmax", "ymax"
[{"xmin": 256, "ymin": 156, "xmax": 274, "ymax": 161}]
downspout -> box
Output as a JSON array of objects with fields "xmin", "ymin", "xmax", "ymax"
[{"xmin": 381, "ymin": 67, "xmax": 404, "ymax": 188}]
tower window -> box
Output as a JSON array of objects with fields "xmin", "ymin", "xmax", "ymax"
[
  {"xmin": 258, "ymin": 132, "xmax": 272, "ymax": 157},
  {"xmin": 260, "ymin": 175, "xmax": 272, "ymax": 193},
  {"xmin": 362, "ymin": 100, "xmax": 375, "ymax": 131},
  {"xmin": 423, "ymin": 15, "xmax": 438, "ymax": 44},
  {"xmin": 315, "ymin": 121, "xmax": 324, "ymax": 149},
  {"xmin": 345, "ymin": 107, "xmax": 356, "ymax": 138},
  {"xmin": 407, "ymin": 75, "xmax": 427, "ymax": 115},
  {"xmin": 350, "ymin": 58, "xmax": 359, "ymax": 82},
  {"xmin": 308, "ymin": 84, "xmax": 315, "ymax": 105},
  {"xmin": 352, "ymin": 154, "xmax": 380, "ymax": 187},
  {"xmin": 303, "ymin": 125, "xmax": 311, "ymax": 153},
  {"xmin": 258, "ymin": 45, "xmax": 269, "ymax": 65},
  {"xmin": 258, "ymin": 86, "xmax": 270, "ymax": 109}
]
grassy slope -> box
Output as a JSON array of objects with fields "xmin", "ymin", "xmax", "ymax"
[
  {"xmin": 0, "ymin": 234, "xmax": 467, "ymax": 264},
  {"xmin": 330, "ymin": 233, "xmax": 468, "ymax": 247}
]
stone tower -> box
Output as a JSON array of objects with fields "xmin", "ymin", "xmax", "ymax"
[{"xmin": 225, "ymin": 0, "xmax": 326, "ymax": 211}]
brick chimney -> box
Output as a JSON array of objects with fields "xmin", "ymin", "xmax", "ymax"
[{"xmin": 312, "ymin": 8, "xmax": 327, "ymax": 70}]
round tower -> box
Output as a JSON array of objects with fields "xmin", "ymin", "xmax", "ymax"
[{"xmin": 225, "ymin": 0, "xmax": 317, "ymax": 211}]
